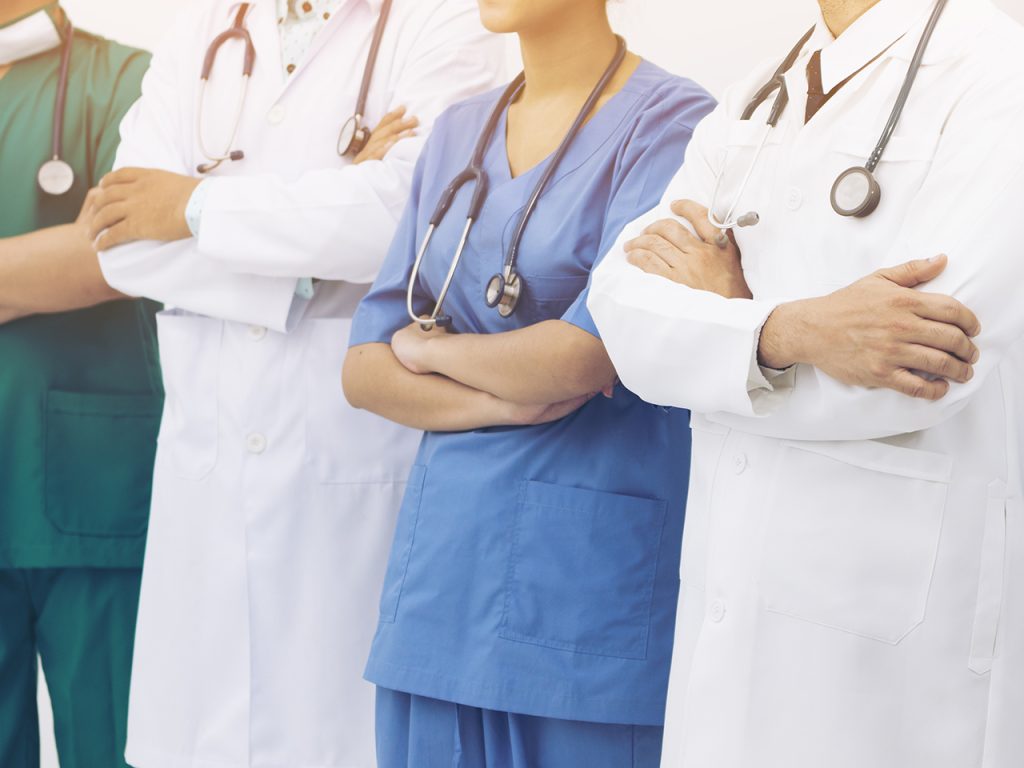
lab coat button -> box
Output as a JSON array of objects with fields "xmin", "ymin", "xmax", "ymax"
[
  {"xmin": 732, "ymin": 453, "xmax": 748, "ymax": 474},
  {"xmin": 248, "ymin": 325, "xmax": 267, "ymax": 341},
  {"xmin": 785, "ymin": 187, "xmax": 803, "ymax": 210},
  {"xmin": 267, "ymin": 105, "xmax": 286, "ymax": 125},
  {"xmin": 710, "ymin": 600, "xmax": 726, "ymax": 623},
  {"xmin": 246, "ymin": 433, "xmax": 267, "ymax": 455}
]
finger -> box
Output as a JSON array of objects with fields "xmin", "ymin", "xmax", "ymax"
[
  {"xmin": 670, "ymin": 199, "xmax": 727, "ymax": 246},
  {"xmin": 88, "ymin": 202, "xmax": 129, "ymax": 240},
  {"xmin": 907, "ymin": 319, "xmax": 980, "ymax": 363},
  {"xmin": 627, "ymin": 249, "xmax": 675, "ymax": 279},
  {"xmin": 641, "ymin": 218, "xmax": 702, "ymax": 252},
  {"xmin": 887, "ymin": 369, "xmax": 950, "ymax": 401},
  {"xmin": 98, "ymin": 168, "xmax": 139, "ymax": 188},
  {"xmin": 94, "ymin": 221, "xmax": 134, "ymax": 251},
  {"xmin": 901, "ymin": 344, "xmax": 974, "ymax": 384},
  {"xmin": 877, "ymin": 255, "xmax": 947, "ymax": 289},
  {"xmin": 912, "ymin": 292, "xmax": 982, "ymax": 338},
  {"xmin": 626, "ymin": 233, "xmax": 691, "ymax": 270},
  {"xmin": 371, "ymin": 117, "xmax": 417, "ymax": 143},
  {"xmin": 373, "ymin": 106, "xmax": 407, "ymax": 130}
]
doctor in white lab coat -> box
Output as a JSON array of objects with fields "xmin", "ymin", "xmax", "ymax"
[
  {"xmin": 588, "ymin": 0, "xmax": 1024, "ymax": 766},
  {"xmin": 88, "ymin": 1, "xmax": 504, "ymax": 766}
]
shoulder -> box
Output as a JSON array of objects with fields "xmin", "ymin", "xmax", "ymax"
[
  {"xmin": 70, "ymin": 30, "xmax": 151, "ymax": 92},
  {"xmin": 620, "ymin": 61, "xmax": 717, "ymax": 136},
  {"xmin": 430, "ymin": 82, "xmax": 508, "ymax": 141}
]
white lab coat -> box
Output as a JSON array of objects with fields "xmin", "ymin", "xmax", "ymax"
[
  {"xmin": 98, "ymin": 1, "xmax": 504, "ymax": 766},
  {"xmin": 588, "ymin": 1, "xmax": 1024, "ymax": 766}
]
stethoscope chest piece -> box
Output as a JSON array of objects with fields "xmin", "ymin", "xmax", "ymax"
[
  {"xmin": 337, "ymin": 114, "xmax": 370, "ymax": 158},
  {"xmin": 38, "ymin": 157, "xmax": 74, "ymax": 196},
  {"xmin": 485, "ymin": 271, "xmax": 522, "ymax": 318},
  {"xmin": 831, "ymin": 166, "xmax": 881, "ymax": 218}
]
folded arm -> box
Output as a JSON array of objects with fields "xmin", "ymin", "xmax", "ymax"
[
  {"xmin": 344, "ymin": 342, "xmax": 590, "ymax": 432},
  {"xmin": 390, "ymin": 319, "xmax": 616, "ymax": 406}
]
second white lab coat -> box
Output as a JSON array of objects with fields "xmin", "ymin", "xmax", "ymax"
[
  {"xmin": 98, "ymin": 1, "xmax": 504, "ymax": 766},
  {"xmin": 588, "ymin": 1, "xmax": 1024, "ymax": 766}
]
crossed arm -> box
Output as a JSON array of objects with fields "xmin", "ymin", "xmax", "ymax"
[{"xmin": 343, "ymin": 320, "xmax": 614, "ymax": 432}]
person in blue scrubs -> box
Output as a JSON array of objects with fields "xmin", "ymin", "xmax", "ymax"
[{"xmin": 343, "ymin": 1, "xmax": 715, "ymax": 764}]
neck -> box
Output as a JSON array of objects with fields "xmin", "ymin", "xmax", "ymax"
[
  {"xmin": 819, "ymin": 0, "xmax": 882, "ymax": 36},
  {"xmin": 0, "ymin": 1, "xmax": 53, "ymax": 27},
  {"xmin": 517, "ymin": 8, "xmax": 618, "ymax": 101}
]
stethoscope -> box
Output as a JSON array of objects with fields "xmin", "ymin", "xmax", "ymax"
[
  {"xmin": 406, "ymin": 36, "xmax": 628, "ymax": 331},
  {"xmin": 708, "ymin": 0, "xmax": 948, "ymax": 235},
  {"xmin": 196, "ymin": 0, "xmax": 393, "ymax": 174},
  {"xmin": 36, "ymin": 19, "xmax": 75, "ymax": 196}
]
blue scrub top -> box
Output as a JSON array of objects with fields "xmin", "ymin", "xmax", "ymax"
[{"xmin": 350, "ymin": 61, "xmax": 715, "ymax": 726}]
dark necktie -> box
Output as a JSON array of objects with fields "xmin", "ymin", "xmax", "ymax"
[{"xmin": 805, "ymin": 48, "xmax": 883, "ymax": 123}]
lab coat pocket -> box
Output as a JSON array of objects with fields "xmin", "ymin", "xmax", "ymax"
[
  {"xmin": 305, "ymin": 318, "xmax": 420, "ymax": 483},
  {"xmin": 761, "ymin": 440, "xmax": 951, "ymax": 644},
  {"xmin": 44, "ymin": 390, "xmax": 161, "ymax": 537},
  {"xmin": 155, "ymin": 310, "xmax": 221, "ymax": 480},
  {"xmin": 499, "ymin": 480, "xmax": 668, "ymax": 660},
  {"xmin": 968, "ymin": 481, "xmax": 1008, "ymax": 674},
  {"xmin": 379, "ymin": 465, "xmax": 427, "ymax": 623}
]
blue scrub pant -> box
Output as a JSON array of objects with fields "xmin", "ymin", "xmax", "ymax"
[
  {"xmin": 0, "ymin": 568, "xmax": 141, "ymax": 768},
  {"xmin": 376, "ymin": 688, "xmax": 663, "ymax": 768}
]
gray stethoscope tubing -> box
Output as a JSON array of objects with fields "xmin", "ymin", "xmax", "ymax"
[
  {"xmin": 196, "ymin": 0, "xmax": 392, "ymax": 175},
  {"xmin": 406, "ymin": 36, "xmax": 628, "ymax": 330},
  {"xmin": 337, "ymin": 0, "xmax": 393, "ymax": 157},
  {"xmin": 709, "ymin": 0, "xmax": 947, "ymax": 233},
  {"xmin": 196, "ymin": 3, "xmax": 256, "ymax": 174},
  {"xmin": 37, "ymin": 19, "xmax": 75, "ymax": 196}
]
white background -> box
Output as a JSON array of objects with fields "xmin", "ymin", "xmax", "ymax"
[{"xmin": 36, "ymin": 0, "xmax": 1024, "ymax": 766}]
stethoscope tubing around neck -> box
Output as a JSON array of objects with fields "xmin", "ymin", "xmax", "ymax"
[
  {"xmin": 51, "ymin": 20, "xmax": 72, "ymax": 162},
  {"xmin": 353, "ymin": 0, "xmax": 393, "ymax": 126},
  {"xmin": 406, "ymin": 36, "xmax": 629, "ymax": 329},
  {"xmin": 866, "ymin": 0, "xmax": 947, "ymax": 172},
  {"xmin": 502, "ymin": 35, "xmax": 628, "ymax": 279}
]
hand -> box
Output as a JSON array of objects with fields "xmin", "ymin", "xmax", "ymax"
[
  {"xmin": 759, "ymin": 255, "xmax": 981, "ymax": 400},
  {"xmin": 391, "ymin": 320, "xmax": 447, "ymax": 375},
  {"xmin": 88, "ymin": 168, "xmax": 201, "ymax": 250},
  {"xmin": 506, "ymin": 393, "xmax": 596, "ymax": 426},
  {"xmin": 624, "ymin": 199, "xmax": 751, "ymax": 299},
  {"xmin": 76, "ymin": 187, "xmax": 100, "ymax": 226},
  {"xmin": 352, "ymin": 107, "xmax": 419, "ymax": 165}
]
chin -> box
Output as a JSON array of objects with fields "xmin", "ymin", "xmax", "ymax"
[{"xmin": 476, "ymin": 1, "xmax": 522, "ymax": 34}]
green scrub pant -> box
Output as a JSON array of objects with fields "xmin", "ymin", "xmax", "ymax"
[{"xmin": 0, "ymin": 568, "xmax": 141, "ymax": 768}]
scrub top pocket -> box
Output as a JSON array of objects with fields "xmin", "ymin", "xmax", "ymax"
[
  {"xmin": 44, "ymin": 390, "xmax": 161, "ymax": 537},
  {"xmin": 500, "ymin": 480, "xmax": 667, "ymax": 660},
  {"xmin": 760, "ymin": 439, "xmax": 951, "ymax": 644}
]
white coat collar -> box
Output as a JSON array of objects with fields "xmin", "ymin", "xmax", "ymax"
[{"xmin": 812, "ymin": 0, "xmax": 935, "ymax": 92}]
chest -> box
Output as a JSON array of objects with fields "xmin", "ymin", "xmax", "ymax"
[
  {"xmin": 185, "ymin": 1, "xmax": 399, "ymax": 180},
  {"xmin": 719, "ymin": 60, "xmax": 963, "ymax": 295}
]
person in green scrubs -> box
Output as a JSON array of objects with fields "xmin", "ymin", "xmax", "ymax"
[{"xmin": 0, "ymin": 2, "xmax": 161, "ymax": 766}]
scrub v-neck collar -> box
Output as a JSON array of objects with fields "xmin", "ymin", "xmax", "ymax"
[{"xmin": 488, "ymin": 60, "xmax": 649, "ymax": 190}]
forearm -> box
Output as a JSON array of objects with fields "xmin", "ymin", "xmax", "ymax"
[
  {"xmin": 418, "ymin": 321, "xmax": 615, "ymax": 406},
  {"xmin": 0, "ymin": 224, "xmax": 123, "ymax": 315},
  {"xmin": 344, "ymin": 342, "xmax": 523, "ymax": 432}
]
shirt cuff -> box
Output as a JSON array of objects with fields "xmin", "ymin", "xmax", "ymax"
[{"xmin": 184, "ymin": 179, "xmax": 211, "ymax": 237}]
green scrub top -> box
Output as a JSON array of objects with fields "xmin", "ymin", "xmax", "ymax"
[{"xmin": 0, "ymin": 26, "xmax": 162, "ymax": 569}]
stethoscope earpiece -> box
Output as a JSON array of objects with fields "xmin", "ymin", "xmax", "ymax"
[{"xmin": 830, "ymin": 166, "xmax": 882, "ymax": 218}]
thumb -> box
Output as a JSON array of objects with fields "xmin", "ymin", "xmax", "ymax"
[{"xmin": 878, "ymin": 254, "xmax": 947, "ymax": 288}]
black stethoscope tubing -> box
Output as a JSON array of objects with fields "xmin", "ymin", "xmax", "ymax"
[
  {"xmin": 196, "ymin": 0, "xmax": 393, "ymax": 174},
  {"xmin": 36, "ymin": 19, "xmax": 75, "ymax": 196},
  {"xmin": 406, "ymin": 36, "xmax": 628, "ymax": 329}
]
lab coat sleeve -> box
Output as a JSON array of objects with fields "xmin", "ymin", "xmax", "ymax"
[
  {"xmin": 588, "ymin": 98, "xmax": 788, "ymax": 415},
  {"xmin": 591, "ymin": 71, "xmax": 1024, "ymax": 442},
  {"xmin": 193, "ymin": 0, "xmax": 505, "ymax": 283},
  {"xmin": 97, "ymin": 10, "xmax": 302, "ymax": 332}
]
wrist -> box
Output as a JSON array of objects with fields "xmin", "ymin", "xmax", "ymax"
[{"xmin": 758, "ymin": 300, "xmax": 814, "ymax": 369}]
